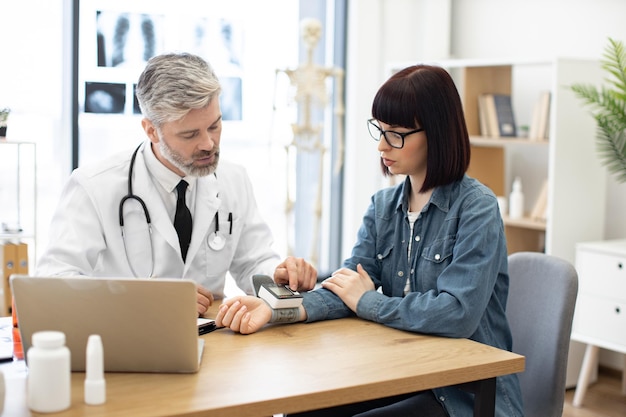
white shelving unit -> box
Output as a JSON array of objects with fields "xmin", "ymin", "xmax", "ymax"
[
  {"xmin": 0, "ymin": 140, "xmax": 37, "ymax": 314},
  {"xmin": 387, "ymin": 58, "xmax": 607, "ymax": 262},
  {"xmin": 388, "ymin": 58, "xmax": 607, "ymax": 387}
]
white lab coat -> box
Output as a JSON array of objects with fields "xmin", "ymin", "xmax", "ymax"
[{"xmin": 36, "ymin": 142, "xmax": 280, "ymax": 297}]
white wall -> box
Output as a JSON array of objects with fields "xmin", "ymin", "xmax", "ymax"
[{"xmin": 341, "ymin": 0, "xmax": 452, "ymax": 256}]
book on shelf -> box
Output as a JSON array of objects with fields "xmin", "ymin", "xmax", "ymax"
[
  {"xmin": 477, "ymin": 94, "xmax": 517, "ymax": 138},
  {"xmin": 528, "ymin": 91, "xmax": 551, "ymax": 141},
  {"xmin": 0, "ymin": 242, "xmax": 27, "ymax": 315},
  {"xmin": 477, "ymin": 94, "xmax": 491, "ymax": 137},
  {"xmin": 530, "ymin": 179, "xmax": 548, "ymax": 221},
  {"xmin": 492, "ymin": 94, "xmax": 517, "ymax": 137},
  {"xmin": 1, "ymin": 243, "xmax": 17, "ymax": 316}
]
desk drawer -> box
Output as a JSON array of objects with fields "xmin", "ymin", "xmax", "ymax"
[
  {"xmin": 573, "ymin": 294, "xmax": 626, "ymax": 347},
  {"xmin": 576, "ymin": 250, "xmax": 626, "ymax": 297}
]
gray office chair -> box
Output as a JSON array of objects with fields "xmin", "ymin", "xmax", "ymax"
[{"xmin": 506, "ymin": 251, "xmax": 578, "ymax": 417}]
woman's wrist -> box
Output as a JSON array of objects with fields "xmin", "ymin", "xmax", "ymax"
[
  {"xmin": 268, "ymin": 306, "xmax": 300, "ymax": 323},
  {"xmin": 260, "ymin": 299, "xmax": 306, "ymax": 323}
]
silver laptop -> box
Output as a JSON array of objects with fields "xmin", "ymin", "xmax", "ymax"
[{"xmin": 11, "ymin": 275, "xmax": 204, "ymax": 373}]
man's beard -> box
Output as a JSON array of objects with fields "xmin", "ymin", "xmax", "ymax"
[{"xmin": 159, "ymin": 139, "xmax": 219, "ymax": 177}]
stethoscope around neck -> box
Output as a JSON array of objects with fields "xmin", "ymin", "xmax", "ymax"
[
  {"xmin": 119, "ymin": 144, "xmax": 226, "ymax": 278},
  {"xmin": 119, "ymin": 145, "xmax": 155, "ymax": 278}
]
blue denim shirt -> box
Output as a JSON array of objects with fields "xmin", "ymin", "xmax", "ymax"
[{"xmin": 302, "ymin": 175, "xmax": 523, "ymax": 417}]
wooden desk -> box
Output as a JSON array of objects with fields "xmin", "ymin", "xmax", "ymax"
[{"xmin": 3, "ymin": 315, "xmax": 524, "ymax": 417}]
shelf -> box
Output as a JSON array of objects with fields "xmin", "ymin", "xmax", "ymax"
[
  {"xmin": 0, "ymin": 142, "xmax": 36, "ymax": 245},
  {"xmin": 0, "ymin": 232, "xmax": 35, "ymax": 240},
  {"xmin": 440, "ymin": 58, "xmax": 606, "ymax": 259},
  {"xmin": 0, "ymin": 141, "xmax": 36, "ymax": 315},
  {"xmin": 503, "ymin": 216, "xmax": 546, "ymax": 231},
  {"xmin": 470, "ymin": 136, "xmax": 549, "ymax": 147},
  {"xmin": 388, "ymin": 58, "xmax": 606, "ymax": 262},
  {"xmin": 0, "ymin": 140, "xmax": 36, "ymax": 145}
]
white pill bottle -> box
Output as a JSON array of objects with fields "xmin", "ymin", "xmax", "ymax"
[
  {"xmin": 508, "ymin": 176, "xmax": 525, "ymax": 220},
  {"xmin": 27, "ymin": 331, "xmax": 71, "ymax": 413}
]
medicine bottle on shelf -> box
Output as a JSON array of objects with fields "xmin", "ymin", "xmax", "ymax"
[
  {"xmin": 509, "ymin": 177, "xmax": 525, "ymax": 220},
  {"xmin": 27, "ymin": 331, "xmax": 71, "ymax": 413}
]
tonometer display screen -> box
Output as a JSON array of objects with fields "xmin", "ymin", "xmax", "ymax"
[{"xmin": 271, "ymin": 286, "xmax": 294, "ymax": 296}]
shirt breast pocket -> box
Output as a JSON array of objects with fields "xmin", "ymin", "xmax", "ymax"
[
  {"xmin": 420, "ymin": 237, "xmax": 455, "ymax": 278},
  {"xmin": 203, "ymin": 214, "xmax": 242, "ymax": 279},
  {"xmin": 373, "ymin": 243, "xmax": 396, "ymax": 285}
]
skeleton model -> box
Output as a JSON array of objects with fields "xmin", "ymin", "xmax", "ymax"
[{"xmin": 273, "ymin": 18, "xmax": 344, "ymax": 266}]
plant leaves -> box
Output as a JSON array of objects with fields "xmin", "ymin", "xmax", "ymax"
[{"xmin": 570, "ymin": 37, "xmax": 626, "ymax": 183}]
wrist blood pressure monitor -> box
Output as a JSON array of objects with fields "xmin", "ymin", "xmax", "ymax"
[{"xmin": 252, "ymin": 275, "xmax": 303, "ymax": 309}]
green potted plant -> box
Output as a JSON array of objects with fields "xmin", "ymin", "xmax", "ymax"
[
  {"xmin": 570, "ymin": 38, "xmax": 626, "ymax": 183},
  {"xmin": 0, "ymin": 107, "xmax": 9, "ymax": 138}
]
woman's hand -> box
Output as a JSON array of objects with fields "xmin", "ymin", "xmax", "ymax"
[
  {"xmin": 321, "ymin": 264, "xmax": 375, "ymax": 312},
  {"xmin": 215, "ymin": 296, "xmax": 272, "ymax": 334}
]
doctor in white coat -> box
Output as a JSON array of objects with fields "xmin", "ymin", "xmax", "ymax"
[{"xmin": 36, "ymin": 53, "xmax": 317, "ymax": 315}]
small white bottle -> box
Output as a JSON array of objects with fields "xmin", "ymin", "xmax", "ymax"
[
  {"xmin": 84, "ymin": 334, "xmax": 106, "ymax": 405},
  {"xmin": 509, "ymin": 177, "xmax": 525, "ymax": 219},
  {"xmin": 27, "ymin": 331, "xmax": 71, "ymax": 413}
]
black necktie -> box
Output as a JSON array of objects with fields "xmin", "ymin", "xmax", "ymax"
[{"xmin": 174, "ymin": 180, "xmax": 192, "ymax": 262}]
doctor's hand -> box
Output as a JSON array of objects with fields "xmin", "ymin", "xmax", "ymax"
[
  {"xmin": 196, "ymin": 285, "xmax": 215, "ymax": 316},
  {"xmin": 274, "ymin": 256, "xmax": 317, "ymax": 292},
  {"xmin": 322, "ymin": 264, "xmax": 375, "ymax": 312},
  {"xmin": 215, "ymin": 296, "xmax": 272, "ymax": 334}
]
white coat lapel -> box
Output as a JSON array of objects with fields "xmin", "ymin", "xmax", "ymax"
[{"xmin": 133, "ymin": 146, "xmax": 182, "ymax": 256}]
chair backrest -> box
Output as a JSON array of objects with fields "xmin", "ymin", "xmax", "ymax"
[{"xmin": 506, "ymin": 251, "xmax": 578, "ymax": 417}]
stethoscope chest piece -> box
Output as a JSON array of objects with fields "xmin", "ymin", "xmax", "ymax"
[{"xmin": 208, "ymin": 232, "xmax": 226, "ymax": 251}]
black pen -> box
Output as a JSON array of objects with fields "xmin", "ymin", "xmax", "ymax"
[{"xmin": 228, "ymin": 212, "xmax": 233, "ymax": 234}]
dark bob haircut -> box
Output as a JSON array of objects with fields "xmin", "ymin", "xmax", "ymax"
[{"xmin": 371, "ymin": 65, "xmax": 470, "ymax": 192}]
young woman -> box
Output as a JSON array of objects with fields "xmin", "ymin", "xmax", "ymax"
[{"xmin": 216, "ymin": 65, "xmax": 524, "ymax": 417}]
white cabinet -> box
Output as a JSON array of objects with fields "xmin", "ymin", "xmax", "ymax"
[{"xmin": 571, "ymin": 239, "xmax": 626, "ymax": 406}]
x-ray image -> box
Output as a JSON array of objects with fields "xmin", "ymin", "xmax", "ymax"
[
  {"xmin": 96, "ymin": 10, "xmax": 164, "ymax": 68},
  {"xmin": 87, "ymin": 8, "xmax": 244, "ymax": 120},
  {"xmin": 132, "ymin": 84, "xmax": 141, "ymax": 115},
  {"xmin": 84, "ymin": 82, "xmax": 126, "ymax": 113},
  {"xmin": 185, "ymin": 17, "xmax": 243, "ymax": 74},
  {"xmin": 220, "ymin": 77, "xmax": 242, "ymax": 121}
]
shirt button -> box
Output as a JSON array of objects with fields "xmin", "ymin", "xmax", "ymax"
[
  {"xmin": 415, "ymin": 235, "xmax": 421, "ymax": 242},
  {"xmin": 435, "ymin": 254, "xmax": 441, "ymax": 261},
  {"xmin": 398, "ymin": 271, "xmax": 404, "ymax": 277},
  {"xmin": 377, "ymin": 254, "xmax": 383, "ymax": 260}
]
